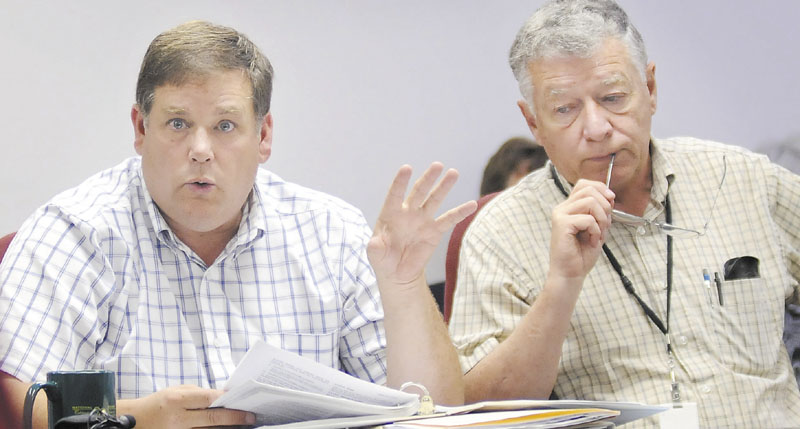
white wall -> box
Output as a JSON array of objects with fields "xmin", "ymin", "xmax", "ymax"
[{"xmin": 1, "ymin": 1, "xmax": 798, "ymax": 283}]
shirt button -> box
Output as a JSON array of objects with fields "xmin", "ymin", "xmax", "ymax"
[
  {"xmin": 637, "ymin": 226, "xmax": 647, "ymax": 235},
  {"xmin": 679, "ymin": 335, "xmax": 688, "ymax": 345},
  {"xmin": 214, "ymin": 336, "xmax": 227, "ymax": 347},
  {"xmin": 700, "ymin": 384, "xmax": 712, "ymax": 394}
]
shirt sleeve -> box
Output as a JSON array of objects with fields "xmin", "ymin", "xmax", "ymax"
[
  {"xmin": 336, "ymin": 214, "xmax": 388, "ymax": 385},
  {"xmin": 448, "ymin": 204, "xmax": 540, "ymax": 373},
  {"xmin": 766, "ymin": 159, "xmax": 800, "ymax": 303},
  {"xmin": 0, "ymin": 205, "xmax": 116, "ymax": 382}
]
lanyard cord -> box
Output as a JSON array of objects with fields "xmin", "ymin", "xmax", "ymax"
[
  {"xmin": 549, "ymin": 164, "xmax": 673, "ymax": 337},
  {"xmin": 549, "ymin": 164, "xmax": 681, "ymax": 402},
  {"xmin": 599, "ymin": 201, "xmax": 673, "ymax": 337}
]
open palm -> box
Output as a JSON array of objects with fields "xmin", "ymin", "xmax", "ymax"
[{"xmin": 368, "ymin": 163, "xmax": 477, "ymax": 287}]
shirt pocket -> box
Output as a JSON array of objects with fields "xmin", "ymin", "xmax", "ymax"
[{"xmin": 715, "ymin": 276, "xmax": 783, "ymax": 372}]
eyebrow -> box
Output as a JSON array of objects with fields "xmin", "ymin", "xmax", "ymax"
[
  {"xmin": 216, "ymin": 106, "xmax": 244, "ymax": 115},
  {"xmin": 547, "ymin": 88, "xmax": 569, "ymax": 97},
  {"xmin": 602, "ymin": 73, "xmax": 629, "ymax": 86},
  {"xmin": 164, "ymin": 107, "xmax": 187, "ymax": 115},
  {"xmin": 160, "ymin": 106, "xmax": 245, "ymax": 116}
]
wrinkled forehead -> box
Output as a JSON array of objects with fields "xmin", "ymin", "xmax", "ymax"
[
  {"xmin": 534, "ymin": 40, "xmax": 641, "ymax": 91},
  {"xmin": 544, "ymin": 70, "xmax": 632, "ymax": 96},
  {"xmin": 148, "ymin": 71, "xmax": 256, "ymax": 116}
]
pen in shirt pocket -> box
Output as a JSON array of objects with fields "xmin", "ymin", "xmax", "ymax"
[
  {"xmin": 714, "ymin": 272, "xmax": 723, "ymax": 306},
  {"xmin": 703, "ymin": 269, "xmax": 714, "ymax": 306}
]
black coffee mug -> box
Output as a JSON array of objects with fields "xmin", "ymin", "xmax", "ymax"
[{"xmin": 23, "ymin": 370, "xmax": 116, "ymax": 429}]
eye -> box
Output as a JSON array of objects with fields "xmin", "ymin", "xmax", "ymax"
[
  {"xmin": 601, "ymin": 93, "xmax": 626, "ymax": 104},
  {"xmin": 600, "ymin": 93, "xmax": 629, "ymax": 114},
  {"xmin": 555, "ymin": 105, "xmax": 573, "ymax": 115},
  {"xmin": 217, "ymin": 120, "xmax": 236, "ymax": 132},
  {"xmin": 167, "ymin": 118, "xmax": 188, "ymax": 130}
]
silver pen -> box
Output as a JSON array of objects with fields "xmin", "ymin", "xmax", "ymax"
[{"xmin": 606, "ymin": 153, "xmax": 616, "ymax": 188}]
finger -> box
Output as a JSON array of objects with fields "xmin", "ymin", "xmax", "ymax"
[
  {"xmin": 553, "ymin": 192, "xmax": 609, "ymax": 232},
  {"xmin": 434, "ymin": 200, "xmax": 478, "ymax": 232},
  {"xmin": 187, "ymin": 407, "xmax": 256, "ymax": 428},
  {"xmin": 564, "ymin": 214, "xmax": 604, "ymax": 241},
  {"xmin": 366, "ymin": 234, "xmax": 389, "ymax": 263},
  {"xmin": 173, "ymin": 387, "xmax": 223, "ymax": 410},
  {"xmin": 557, "ymin": 203, "xmax": 610, "ymax": 235},
  {"xmin": 585, "ymin": 197, "xmax": 611, "ymax": 228},
  {"xmin": 421, "ymin": 168, "xmax": 460, "ymax": 216},
  {"xmin": 573, "ymin": 178, "xmax": 615, "ymax": 202},
  {"xmin": 379, "ymin": 165, "xmax": 413, "ymax": 216},
  {"xmin": 406, "ymin": 162, "xmax": 444, "ymax": 209},
  {"xmin": 577, "ymin": 228, "xmax": 604, "ymax": 249},
  {"xmin": 561, "ymin": 187, "xmax": 613, "ymax": 215}
]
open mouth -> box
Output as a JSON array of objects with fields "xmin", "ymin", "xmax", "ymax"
[{"xmin": 187, "ymin": 180, "xmax": 214, "ymax": 191}]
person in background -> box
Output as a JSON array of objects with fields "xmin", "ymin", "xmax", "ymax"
[
  {"xmin": 448, "ymin": 0, "xmax": 800, "ymax": 427},
  {"xmin": 0, "ymin": 21, "xmax": 475, "ymax": 429},
  {"xmin": 479, "ymin": 137, "xmax": 548, "ymax": 197}
]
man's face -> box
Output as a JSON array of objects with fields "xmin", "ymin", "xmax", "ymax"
[
  {"xmin": 132, "ymin": 70, "xmax": 272, "ymax": 240},
  {"xmin": 519, "ymin": 38, "xmax": 657, "ymax": 190}
]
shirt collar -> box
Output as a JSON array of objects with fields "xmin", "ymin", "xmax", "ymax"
[
  {"xmin": 136, "ymin": 163, "xmax": 172, "ymax": 241},
  {"xmin": 649, "ymin": 138, "xmax": 675, "ymax": 206}
]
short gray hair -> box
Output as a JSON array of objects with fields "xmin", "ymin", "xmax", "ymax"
[{"xmin": 509, "ymin": 0, "xmax": 648, "ymax": 106}]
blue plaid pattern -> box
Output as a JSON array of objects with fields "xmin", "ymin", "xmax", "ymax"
[{"xmin": 0, "ymin": 157, "xmax": 387, "ymax": 399}]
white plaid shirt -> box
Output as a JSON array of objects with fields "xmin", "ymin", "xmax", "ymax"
[
  {"xmin": 0, "ymin": 157, "xmax": 387, "ymax": 398},
  {"xmin": 450, "ymin": 138, "xmax": 800, "ymax": 428}
]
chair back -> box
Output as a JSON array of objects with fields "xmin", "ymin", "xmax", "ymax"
[
  {"xmin": 0, "ymin": 232, "xmax": 16, "ymax": 264},
  {"xmin": 444, "ymin": 192, "xmax": 499, "ymax": 324}
]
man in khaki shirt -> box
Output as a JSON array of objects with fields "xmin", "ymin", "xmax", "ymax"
[{"xmin": 449, "ymin": 0, "xmax": 800, "ymax": 427}]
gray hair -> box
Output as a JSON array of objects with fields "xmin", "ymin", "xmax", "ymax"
[{"xmin": 509, "ymin": 0, "xmax": 648, "ymax": 107}]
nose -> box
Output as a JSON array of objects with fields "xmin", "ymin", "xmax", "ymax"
[
  {"xmin": 188, "ymin": 129, "xmax": 214, "ymax": 163},
  {"xmin": 582, "ymin": 101, "xmax": 612, "ymax": 142}
]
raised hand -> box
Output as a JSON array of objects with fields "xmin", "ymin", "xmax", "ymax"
[{"xmin": 368, "ymin": 162, "xmax": 477, "ymax": 288}]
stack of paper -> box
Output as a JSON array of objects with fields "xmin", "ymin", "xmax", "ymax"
[
  {"xmin": 435, "ymin": 399, "xmax": 668, "ymax": 427},
  {"xmin": 211, "ymin": 340, "xmax": 420, "ymax": 426},
  {"xmin": 390, "ymin": 407, "xmax": 618, "ymax": 428},
  {"xmin": 212, "ymin": 340, "xmax": 667, "ymax": 428}
]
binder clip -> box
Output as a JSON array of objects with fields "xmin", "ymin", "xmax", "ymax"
[{"xmin": 400, "ymin": 382, "xmax": 435, "ymax": 415}]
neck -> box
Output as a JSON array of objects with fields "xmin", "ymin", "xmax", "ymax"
[
  {"xmin": 613, "ymin": 164, "xmax": 653, "ymax": 217},
  {"xmin": 181, "ymin": 229, "xmax": 236, "ymax": 266},
  {"xmin": 167, "ymin": 216, "xmax": 241, "ymax": 267}
]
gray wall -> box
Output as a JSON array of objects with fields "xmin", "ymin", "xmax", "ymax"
[{"xmin": 1, "ymin": 1, "xmax": 798, "ymax": 283}]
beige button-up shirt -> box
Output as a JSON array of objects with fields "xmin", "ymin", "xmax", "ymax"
[{"xmin": 450, "ymin": 137, "xmax": 800, "ymax": 428}]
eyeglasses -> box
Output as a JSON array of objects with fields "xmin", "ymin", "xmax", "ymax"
[{"xmin": 608, "ymin": 155, "xmax": 727, "ymax": 238}]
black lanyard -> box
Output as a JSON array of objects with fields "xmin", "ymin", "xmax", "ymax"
[
  {"xmin": 549, "ymin": 165, "xmax": 680, "ymax": 402},
  {"xmin": 549, "ymin": 164, "xmax": 674, "ymax": 339}
]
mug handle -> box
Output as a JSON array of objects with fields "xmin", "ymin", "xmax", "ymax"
[{"xmin": 24, "ymin": 382, "xmax": 61, "ymax": 429}]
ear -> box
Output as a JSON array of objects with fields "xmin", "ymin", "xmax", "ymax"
[
  {"xmin": 517, "ymin": 100, "xmax": 541, "ymax": 141},
  {"xmin": 646, "ymin": 62, "xmax": 657, "ymax": 115},
  {"xmin": 257, "ymin": 112, "xmax": 273, "ymax": 163},
  {"xmin": 131, "ymin": 104, "xmax": 146, "ymax": 155}
]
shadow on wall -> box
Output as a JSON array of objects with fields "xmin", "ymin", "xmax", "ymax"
[{"xmin": 758, "ymin": 135, "xmax": 800, "ymax": 173}]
